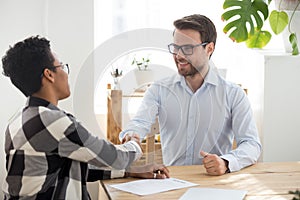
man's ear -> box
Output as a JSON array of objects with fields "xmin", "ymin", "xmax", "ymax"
[
  {"xmin": 206, "ymin": 42, "xmax": 215, "ymax": 57},
  {"xmin": 42, "ymin": 68, "xmax": 55, "ymax": 83}
]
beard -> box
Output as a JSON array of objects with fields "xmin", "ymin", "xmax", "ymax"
[
  {"xmin": 178, "ymin": 65, "xmax": 198, "ymax": 77},
  {"xmin": 176, "ymin": 57, "xmax": 204, "ymax": 77}
]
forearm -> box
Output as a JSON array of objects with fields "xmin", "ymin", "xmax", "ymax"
[
  {"xmin": 89, "ymin": 140, "xmax": 142, "ymax": 170},
  {"xmin": 120, "ymin": 86, "xmax": 159, "ymax": 142},
  {"xmin": 59, "ymin": 124, "xmax": 142, "ymax": 170},
  {"xmin": 221, "ymin": 140, "xmax": 261, "ymax": 172}
]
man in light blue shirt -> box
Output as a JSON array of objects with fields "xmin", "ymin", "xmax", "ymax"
[{"xmin": 120, "ymin": 14, "xmax": 261, "ymax": 175}]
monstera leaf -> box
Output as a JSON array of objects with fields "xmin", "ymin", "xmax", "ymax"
[
  {"xmin": 222, "ymin": 0, "xmax": 269, "ymax": 44},
  {"xmin": 246, "ymin": 28, "xmax": 272, "ymax": 48}
]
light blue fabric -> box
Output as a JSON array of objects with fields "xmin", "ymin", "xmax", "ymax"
[{"xmin": 120, "ymin": 66, "xmax": 261, "ymax": 172}]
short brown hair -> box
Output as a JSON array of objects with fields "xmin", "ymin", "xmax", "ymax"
[{"xmin": 173, "ymin": 14, "xmax": 217, "ymax": 47}]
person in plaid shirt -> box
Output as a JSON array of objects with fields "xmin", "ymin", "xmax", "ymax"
[{"xmin": 1, "ymin": 36, "xmax": 169, "ymax": 200}]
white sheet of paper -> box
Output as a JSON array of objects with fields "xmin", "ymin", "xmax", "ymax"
[
  {"xmin": 109, "ymin": 178, "xmax": 198, "ymax": 196},
  {"xmin": 179, "ymin": 188, "xmax": 247, "ymax": 200}
]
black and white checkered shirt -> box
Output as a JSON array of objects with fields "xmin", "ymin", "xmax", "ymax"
[{"xmin": 3, "ymin": 96, "xmax": 142, "ymax": 199}]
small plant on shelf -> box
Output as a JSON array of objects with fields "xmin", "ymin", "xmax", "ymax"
[{"xmin": 131, "ymin": 56, "xmax": 151, "ymax": 71}]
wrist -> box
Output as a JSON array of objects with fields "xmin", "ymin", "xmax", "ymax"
[
  {"xmin": 124, "ymin": 172, "xmax": 130, "ymax": 178},
  {"xmin": 222, "ymin": 158, "xmax": 230, "ymax": 173}
]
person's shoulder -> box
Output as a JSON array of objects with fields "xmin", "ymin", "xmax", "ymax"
[
  {"xmin": 37, "ymin": 106, "xmax": 74, "ymax": 123},
  {"xmin": 222, "ymin": 80, "xmax": 238, "ymax": 88},
  {"xmin": 220, "ymin": 80, "xmax": 248, "ymax": 102},
  {"xmin": 152, "ymin": 74, "xmax": 179, "ymax": 87},
  {"xmin": 218, "ymin": 77, "xmax": 242, "ymax": 90}
]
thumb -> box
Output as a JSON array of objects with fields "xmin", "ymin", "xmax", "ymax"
[{"xmin": 200, "ymin": 150, "xmax": 209, "ymax": 157}]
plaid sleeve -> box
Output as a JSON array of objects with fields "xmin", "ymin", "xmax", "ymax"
[
  {"xmin": 42, "ymin": 110, "xmax": 142, "ymax": 170},
  {"xmin": 87, "ymin": 168, "xmax": 126, "ymax": 181}
]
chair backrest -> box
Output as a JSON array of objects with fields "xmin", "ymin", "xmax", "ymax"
[{"xmin": 145, "ymin": 118, "xmax": 162, "ymax": 164}]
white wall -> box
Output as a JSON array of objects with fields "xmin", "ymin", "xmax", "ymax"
[
  {"xmin": 0, "ymin": 0, "xmax": 94, "ymax": 198},
  {"xmin": 262, "ymin": 54, "xmax": 300, "ymax": 162}
]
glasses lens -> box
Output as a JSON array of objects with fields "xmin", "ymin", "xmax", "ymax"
[
  {"xmin": 168, "ymin": 44, "xmax": 175, "ymax": 54},
  {"xmin": 181, "ymin": 45, "xmax": 193, "ymax": 55},
  {"xmin": 168, "ymin": 44, "xmax": 194, "ymax": 55},
  {"xmin": 168, "ymin": 44, "xmax": 179, "ymax": 55},
  {"xmin": 63, "ymin": 64, "xmax": 69, "ymax": 74}
]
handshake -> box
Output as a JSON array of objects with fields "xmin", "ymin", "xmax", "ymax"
[{"xmin": 121, "ymin": 132, "xmax": 141, "ymax": 146}]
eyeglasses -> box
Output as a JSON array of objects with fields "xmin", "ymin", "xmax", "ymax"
[
  {"xmin": 168, "ymin": 42, "xmax": 208, "ymax": 55},
  {"xmin": 50, "ymin": 63, "xmax": 70, "ymax": 75}
]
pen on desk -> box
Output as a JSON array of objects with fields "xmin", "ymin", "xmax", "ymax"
[
  {"xmin": 153, "ymin": 165, "xmax": 170, "ymax": 178},
  {"xmin": 154, "ymin": 169, "xmax": 167, "ymax": 179}
]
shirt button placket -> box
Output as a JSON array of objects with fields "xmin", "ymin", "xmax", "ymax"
[{"xmin": 185, "ymin": 95, "xmax": 196, "ymax": 165}]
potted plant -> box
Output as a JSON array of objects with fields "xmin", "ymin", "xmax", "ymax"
[
  {"xmin": 272, "ymin": 0, "xmax": 300, "ymax": 53},
  {"xmin": 131, "ymin": 56, "xmax": 151, "ymax": 70},
  {"xmin": 221, "ymin": 0, "xmax": 299, "ymax": 55},
  {"xmin": 131, "ymin": 55, "xmax": 154, "ymax": 86}
]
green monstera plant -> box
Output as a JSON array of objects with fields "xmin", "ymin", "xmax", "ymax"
[{"xmin": 222, "ymin": 0, "xmax": 299, "ymax": 55}]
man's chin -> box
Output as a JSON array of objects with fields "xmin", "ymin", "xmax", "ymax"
[
  {"xmin": 178, "ymin": 69, "xmax": 199, "ymax": 77},
  {"xmin": 178, "ymin": 70, "xmax": 191, "ymax": 77}
]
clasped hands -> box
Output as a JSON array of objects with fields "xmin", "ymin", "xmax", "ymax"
[
  {"xmin": 122, "ymin": 132, "xmax": 141, "ymax": 146},
  {"xmin": 122, "ymin": 133, "xmax": 170, "ymax": 179}
]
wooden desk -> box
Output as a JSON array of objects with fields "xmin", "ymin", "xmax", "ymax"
[{"xmin": 100, "ymin": 162, "xmax": 300, "ymax": 200}]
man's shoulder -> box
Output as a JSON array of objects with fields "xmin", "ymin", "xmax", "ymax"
[
  {"xmin": 152, "ymin": 74, "xmax": 179, "ymax": 87},
  {"xmin": 217, "ymin": 79, "xmax": 248, "ymax": 102},
  {"xmin": 217, "ymin": 78, "xmax": 243, "ymax": 91}
]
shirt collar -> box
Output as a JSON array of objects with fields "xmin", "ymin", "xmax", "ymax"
[
  {"xmin": 204, "ymin": 64, "xmax": 219, "ymax": 86},
  {"xmin": 26, "ymin": 96, "xmax": 60, "ymax": 111}
]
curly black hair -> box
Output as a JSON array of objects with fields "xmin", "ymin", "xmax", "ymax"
[{"xmin": 2, "ymin": 35, "xmax": 54, "ymax": 96}]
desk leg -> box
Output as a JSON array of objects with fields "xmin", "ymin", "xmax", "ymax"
[
  {"xmin": 98, "ymin": 181, "xmax": 111, "ymax": 200},
  {"xmin": 87, "ymin": 181, "xmax": 100, "ymax": 200}
]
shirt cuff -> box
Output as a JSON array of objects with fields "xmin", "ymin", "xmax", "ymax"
[
  {"xmin": 111, "ymin": 169, "xmax": 125, "ymax": 179},
  {"xmin": 127, "ymin": 140, "xmax": 143, "ymax": 161},
  {"xmin": 220, "ymin": 154, "xmax": 240, "ymax": 172}
]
